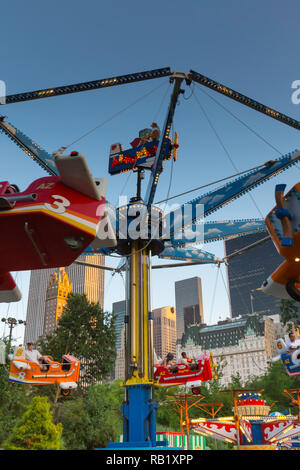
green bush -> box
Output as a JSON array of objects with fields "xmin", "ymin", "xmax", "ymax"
[{"xmin": 3, "ymin": 396, "xmax": 63, "ymax": 450}]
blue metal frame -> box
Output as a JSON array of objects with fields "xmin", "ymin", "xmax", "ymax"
[
  {"xmin": 169, "ymin": 218, "xmax": 267, "ymax": 247},
  {"xmin": 107, "ymin": 385, "xmax": 161, "ymax": 449},
  {"xmin": 159, "ymin": 246, "xmax": 221, "ymax": 263}
]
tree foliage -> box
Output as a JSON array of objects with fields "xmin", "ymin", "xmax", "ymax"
[
  {"xmin": 0, "ymin": 363, "xmax": 32, "ymax": 445},
  {"xmin": 38, "ymin": 293, "xmax": 116, "ymax": 386},
  {"xmin": 3, "ymin": 396, "xmax": 62, "ymax": 450},
  {"xmin": 244, "ymin": 361, "xmax": 300, "ymax": 414},
  {"xmin": 59, "ymin": 381, "xmax": 124, "ymax": 449},
  {"xmin": 280, "ymin": 299, "xmax": 300, "ymax": 330},
  {"xmin": 155, "ymin": 385, "xmax": 182, "ymax": 430}
]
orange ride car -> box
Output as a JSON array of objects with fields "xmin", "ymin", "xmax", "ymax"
[{"xmin": 9, "ymin": 345, "xmax": 80, "ymax": 396}]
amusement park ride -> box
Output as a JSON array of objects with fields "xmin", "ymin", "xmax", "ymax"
[
  {"xmin": 8, "ymin": 344, "xmax": 80, "ymax": 396},
  {"xmin": 262, "ymin": 181, "xmax": 300, "ymax": 301},
  {"xmin": 0, "ymin": 150, "xmax": 108, "ymax": 302},
  {"xmin": 268, "ymin": 337, "xmax": 300, "ymax": 377},
  {"xmin": 188, "ymin": 389, "xmax": 300, "ymax": 450},
  {"xmin": 153, "ymin": 353, "xmax": 214, "ymax": 394},
  {"xmin": 1, "ymin": 66, "xmax": 300, "ymax": 448}
]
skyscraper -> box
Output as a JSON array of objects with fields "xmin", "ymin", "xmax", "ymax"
[
  {"xmin": 66, "ymin": 254, "xmax": 105, "ymax": 307},
  {"xmin": 24, "ymin": 253, "xmax": 105, "ymax": 343},
  {"xmin": 175, "ymin": 277, "xmax": 204, "ymax": 341},
  {"xmin": 24, "ymin": 268, "xmax": 51, "ymax": 344},
  {"xmin": 224, "ymin": 232, "xmax": 285, "ymax": 318},
  {"xmin": 113, "ymin": 300, "xmax": 126, "ymax": 351},
  {"xmin": 152, "ymin": 306, "xmax": 177, "ymax": 361},
  {"xmin": 43, "ymin": 267, "xmax": 72, "ymax": 335},
  {"xmin": 112, "ymin": 300, "xmax": 126, "ymax": 380}
]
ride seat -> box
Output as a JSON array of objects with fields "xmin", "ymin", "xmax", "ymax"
[
  {"xmin": 42, "ymin": 355, "xmax": 54, "ymax": 364},
  {"xmin": 40, "ymin": 356, "xmax": 55, "ymax": 372},
  {"xmin": 61, "ymin": 356, "xmax": 72, "ymax": 372}
]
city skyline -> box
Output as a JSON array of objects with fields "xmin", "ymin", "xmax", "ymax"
[
  {"xmin": 8, "ymin": 246, "xmax": 290, "ymax": 346},
  {"xmin": 112, "ymin": 301, "xmax": 178, "ymax": 379}
]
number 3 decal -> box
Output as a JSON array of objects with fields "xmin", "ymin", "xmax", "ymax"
[{"xmin": 44, "ymin": 194, "xmax": 71, "ymax": 214}]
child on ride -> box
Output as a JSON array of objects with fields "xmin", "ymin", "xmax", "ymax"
[{"xmin": 177, "ymin": 352, "xmax": 193, "ymax": 366}]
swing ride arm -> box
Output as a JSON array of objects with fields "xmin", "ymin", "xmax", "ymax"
[
  {"xmin": 0, "ymin": 117, "xmax": 57, "ymax": 175},
  {"xmin": 167, "ymin": 218, "xmax": 267, "ymax": 247},
  {"xmin": 2, "ymin": 68, "xmax": 300, "ymax": 263},
  {"xmin": 189, "ymin": 70, "xmax": 300, "ymax": 131},
  {"xmin": 0, "ymin": 68, "xmax": 172, "ymax": 106},
  {"xmin": 158, "ymin": 219, "xmax": 268, "ymax": 264},
  {"xmin": 158, "ymin": 246, "xmax": 222, "ymax": 264},
  {"xmin": 168, "ymin": 149, "xmax": 300, "ymax": 237}
]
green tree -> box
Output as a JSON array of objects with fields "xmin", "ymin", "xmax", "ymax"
[
  {"xmin": 57, "ymin": 397, "xmax": 90, "ymax": 449},
  {"xmin": 0, "ymin": 360, "xmax": 33, "ymax": 446},
  {"xmin": 59, "ymin": 381, "xmax": 124, "ymax": 449},
  {"xmin": 38, "ymin": 293, "xmax": 116, "ymax": 387},
  {"xmin": 245, "ymin": 361, "xmax": 300, "ymax": 414},
  {"xmin": 155, "ymin": 386, "xmax": 181, "ymax": 430},
  {"xmin": 3, "ymin": 396, "xmax": 63, "ymax": 450},
  {"xmin": 84, "ymin": 382, "xmax": 123, "ymax": 449},
  {"xmin": 228, "ymin": 372, "xmax": 243, "ymax": 389},
  {"xmin": 280, "ymin": 299, "xmax": 300, "ymax": 331}
]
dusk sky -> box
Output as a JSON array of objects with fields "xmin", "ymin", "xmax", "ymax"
[{"xmin": 1, "ymin": 0, "xmax": 300, "ymax": 340}]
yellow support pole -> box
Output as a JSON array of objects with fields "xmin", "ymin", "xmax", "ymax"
[{"xmin": 125, "ymin": 242, "xmax": 154, "ymax": 386}]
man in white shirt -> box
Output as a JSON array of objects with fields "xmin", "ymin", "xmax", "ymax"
[
  {"xmin": 25, "ymin": 342, "xmax": 47, "ymax": 369},
  {"xmin": 286, "ymin": 332, "xmax": 300, "ymax": 353}
]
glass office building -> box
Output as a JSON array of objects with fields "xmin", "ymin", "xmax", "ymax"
[
  {"xmin": 224, "ymin": 232, "xmax": 285, "ymax": 318},
  {"xmin": 112, "ymin": 300, "xmax": 126, "ymax": 351},
  {"xmin": 112, "ymin": 300, "xmax": 127, "ymax": 380},
  {"xmin": 175, "ymin": 277, "xmax": 204, "ymax": 341}
]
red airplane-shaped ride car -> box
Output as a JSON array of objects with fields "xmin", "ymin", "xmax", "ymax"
[
  {"xmin": 0, "ymin": 151, "xmax": 115, "ymax": 302},
  {"xmin": 154, "ymin": 354, "xmax": 216, "ymax": 394}
]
